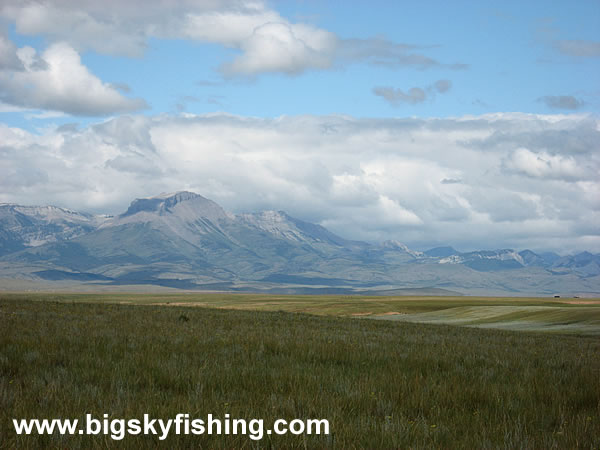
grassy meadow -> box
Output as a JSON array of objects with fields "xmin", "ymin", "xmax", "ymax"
[{"xmin": 1, "ymin": 293, "xmax": 599, "ymax": 448}]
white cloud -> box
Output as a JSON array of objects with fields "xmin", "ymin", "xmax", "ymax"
[
  {"xmin": 181, "ymin": 5, "xmax": 285, "ymax": 46},
  {"xmin": 376, "ymin": 195, "xmax": 423, "ymax": 226},
  {"xmin": 0, "ymin": 41, "xmax": 147, "ymax": 115},
  {"xmin": 221, "ymin": 22, "xmax": 337, "ymax": 75},
  {"xmin": 504, "ymin": 148, "xmax": 589, "ymax": 181},
  {"xmin": 9, "ymin": 2, "xmax": 147, "ymax": 57},
  {"xmin": 0, "ymin": 0, "xmax": 462, "ymax": 76},
  {"xmin": 1, "ymin": 113, "xmax": 598, "ymax": 253}
]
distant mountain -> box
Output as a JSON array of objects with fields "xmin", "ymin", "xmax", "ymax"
[
  {"xmin": 518, "ymin": 250, "xmax": 547, "ymax": 267},
  {"xmin": 550, "ymin": 252, "xmax": 600, "ymax": 278},
  {"xmin": 0, "ymin": 203, "xmax": 107, "ymax": 257},
  {"xmin": 438, "ymin": 249, "xmax": 525, "ymax": 272},
  {"xmin": 1, "ymin": 192, "xmax": 598, "ymax": 296},
  {"xmin": 539, "ymin": 252, "xmax": 561, "ymax": 265}
]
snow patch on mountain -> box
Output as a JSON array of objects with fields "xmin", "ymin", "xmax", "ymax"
[{"xmin": 439, "ymin": 255, "xmax": 464, "ymax": 264}]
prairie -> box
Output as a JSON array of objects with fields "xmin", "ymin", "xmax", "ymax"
[{"xmin": 1, "ymin": 293, "xmax": 599, "ymax": 448}]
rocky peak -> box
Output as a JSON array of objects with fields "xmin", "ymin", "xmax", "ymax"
[
  {"xmin": 113, "ymin": 191, "xmax": 233, "ymax": 226},
  {"xmin": 121, "ymin": 191, "xmax": 202, "ymax": 217}
]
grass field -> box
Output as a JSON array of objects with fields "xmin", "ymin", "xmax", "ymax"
[
  {"xmin": 1, "ymin": 293, "xmax": 599, "ymax": 448},
  {"xmin": 4, "ymin": 292, "xmax": 599, "ymax": 335}
]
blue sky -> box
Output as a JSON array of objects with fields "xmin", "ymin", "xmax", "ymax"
[
  {"xmin": 1, "ymin": 0, "xmax": 598, "ymax": 126},
  {"xmin": 0, "ymin": 0, "xmax": 598, "ymax": 252}
]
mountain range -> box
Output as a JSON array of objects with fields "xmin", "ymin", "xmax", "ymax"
[{"xmin": 1, "ymin": 192, "xmax": 599, "ymax": 296}]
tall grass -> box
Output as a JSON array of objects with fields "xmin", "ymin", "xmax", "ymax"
[{"xmin": 1, "ymin": 297, "xmax": 599, "ymax": 448}]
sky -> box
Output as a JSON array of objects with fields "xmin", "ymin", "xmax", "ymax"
[{"xmin": 0, "ymin": 0, "xmax": 599, "ymax": 254}]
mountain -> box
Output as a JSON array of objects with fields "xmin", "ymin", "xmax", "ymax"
[
  {"xmin": 539, "ymin": 252, "xmax": 561, "ymax": 265},
  {"xmin": 0, "ymin": 203, "xmax": 108, "ymax": 257},
  {"xmin": 1, "ymin": 192, "xmax": 599, "ymax": 296},
  {"xmin": 550, "ymin": 252, "xmax": 600, "ymax": 278},
  {"xmin": 518, "ymin": 250, "xmax": 547, "ymax": 267},
  {"xmin": 438, "ymin": 249, "xmax": 525, "ymax": 272}
]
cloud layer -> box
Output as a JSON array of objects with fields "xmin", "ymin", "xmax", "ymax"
[{"xmin": 1, "ymin": 112, "xmax": 598, "ymax": 253}]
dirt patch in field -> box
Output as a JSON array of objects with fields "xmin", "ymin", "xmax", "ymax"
[
  {"xmin": 149, "ymin": 302, "xmax": 210, "ymax": 307},
  {"xmin": 247, "ymin": 302, "xmax": 287, "ymax": 306},
  {"xmin": 353, "ymin": 311, "xmax": 404, "ymax": 317}
]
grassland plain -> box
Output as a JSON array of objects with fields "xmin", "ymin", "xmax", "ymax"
[{"xmin": 1, "ymin": 293, "xmax": 599, "ymax": 448}]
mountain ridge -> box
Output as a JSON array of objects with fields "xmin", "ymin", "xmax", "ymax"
[{"xmin": 1, "ymin": 192, "xmax": 598, "ymax": 296}]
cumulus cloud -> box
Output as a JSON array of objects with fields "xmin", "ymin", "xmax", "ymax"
[
  {"xmin": 0, "ymin": 41, "xmax": 147, "ymax": 115},
  {"xmin": 0, "ymin": 0, "xmax": 465, "ymax": 76},
  {"xmin": 503, "ymin": 148, "xmax": 590, "ymax": 181},
  {"xmin": 538, "ymin": 95, "xmax": 585, "ymax": 110},
  {"xmin": 180, "ymin": 2, "xmax": 338, "ymax": 75},
  {"xmin": 0, "ymin": 112, "xmax": 598, "ymax": 253},
  {"xmin": 220, "ymin": 22, "xmax": 337, "ymax": 76},
  {"xmin": 373, "ymin": 79, "xmax": 452, "ymax": 106},
  {"xmin": 15, "ymin": 3, "xmax": 147, "ymax": 56},
  {"xmin": 3, "ymin": 0, "xmax": 169, "ymax": 57}
]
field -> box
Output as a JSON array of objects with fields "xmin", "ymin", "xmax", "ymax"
[{"xmin": 1, "ymin": 293, "xmax": 599, "ymax": 448}]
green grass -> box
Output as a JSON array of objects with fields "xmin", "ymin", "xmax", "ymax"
[
  {"xmin": 1, "ymin": 291, "xmax": 596, "ymax": 312},
  {"xmin": 4, "ymin": 292, "xmax": 599, "ymax": 335},
  {"xmin": 376, "ymin": 305, "xmax": 600, "ymax": 335},
  {"xmin": 1, "ymin": 294, "xmax": 599, "ymax": 448}
]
